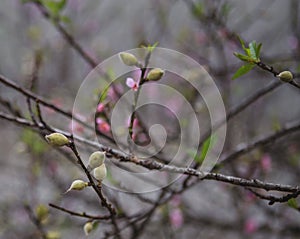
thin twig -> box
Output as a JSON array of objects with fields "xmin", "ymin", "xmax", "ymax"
[{"xmin": 49, "ymin": 203, "xmax": 111, "ymax": 220}]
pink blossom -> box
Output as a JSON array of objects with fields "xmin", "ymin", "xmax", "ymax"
[
  {"xmin": 244, "ymin": 218, "xmax": 258, "ymax": 234},
  {"xmin": 45, "ymin": 98, "xmax": 63, "ymax": 115},
  {"xmin": 133, "ymin": 118, "xmax": 139, "ymax": 128},
  {"xmin": 261, "ymin": 154, "xmax": 272, "ymax": 173},
  {"xmin": 169, "ymin": 208, "xmax": 183, "ymax": 229},
  {"xmin": 132, "ymin": 133, "xmax": 137, "ymax": 142},
  {"xmin": 126, "ymin": 77, "xmax": 139, "ymax": 91},
  {"xmin": 97, "ymin": 103, "xmax": 105, "ymax": 113},
  {"xmin": 244, "ymin": 191, "xmax": 256, "ymax": 203},
  {"xmin": 217, "ymin": 28, "xmax": 228, "ymax": 39},
  {"xmin": 69, "ymin": 121, "xmax": 84, "ymax": 133},
  {"xmin": 69, "ymin": 114, "xmax": 86, "ymax": 133},
  {"xmin": 170, "ymin": 195, "xmax": 182, "ymax": 207},
  {"xmin": 96, "ymin": 118, "xmax": 111, "ymax": 133}
]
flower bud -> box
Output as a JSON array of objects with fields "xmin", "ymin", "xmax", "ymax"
[
  {"xmin": 64, "ymin": 180, "xmax": 89, "ymax": 194},
  {"xmin": 45, "ymin": 133, "xmax": 69, "ymax": 147},
  {"xmin": 83, "ymin": 221, "xmax": 94, "ymax": 236},
  {"xmin": 46, "ymin": 231, "xmax": 61, "ymax": 239},
  {"xmin": 119, "ymin": 52, "xmax": 138, "ymax": 66},
  {"xmin": 35, "ymin": 204, "xmax": 49, "ymax": 223},
  {"xmin": 146, "ymin": 68, "xmax": 164, "ymax": 81},
  {"xmin": 87, "ymin": 151, "xmax": 106, "ymax": 172},
  {"xmin": 277, "ymin": 71, "xmax": 293, "ymax": 82},
  {"xmin": 93, "ymin": 164, "xmax": 107, "ymax": 181}
]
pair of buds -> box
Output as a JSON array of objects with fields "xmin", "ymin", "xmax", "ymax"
[{"xmin": 64, "ymin": 151, "xmax": 107, "ymax": 194}]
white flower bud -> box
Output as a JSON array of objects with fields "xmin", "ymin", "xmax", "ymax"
[
  {"xmin": 146, "ymin": 68, "xmax": 164, "ymax": 81},
  {"xmin": 93, "ymin": 164, "xmax": 107, "ymax": 181},
  {"xmin": 277, "ymin": 71, "xmax": 293, "ymax": 82},
  {"xmin": 64, "ymin": 180, "xmax": 88, "ymax": 194},
  {"xmin": 45, "ymin": 133, "xmax": 69, "ymax": 147},
  {"xmin": 83, "ymin": 221, "xmax": 93, "ymax": 236},
  {"xmin": 87, "ymin": 151, "xmax": 106, "ymax": 172},
  {"xmin": 119, "ymin": 52, "xmax": 139, "ymax": 66}
]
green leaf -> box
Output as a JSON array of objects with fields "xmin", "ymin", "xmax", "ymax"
[
  {"xmin": 42, "ymin": 0, "xmax": 67, "ymax": 16},
  {"xmin": 191, "ymin": 2, "xmax": 204, "ymax": 18},
  {"xmin": 99, "ymin": 85, "xmax": 110, "ymax": 103},
  {"xmin": 287, "ymin": 198, "xmax": 298, "ymax": 209},
  {"xmin": 249, "ymin": 41, "xmax": 257, "ymax": 59},
  {"xmin": 233, "ymin": 52, "xmax": 255, "ymax": 62},
  {"xmin": 147, "ymin": 42, "xmax": 159, "ymax": 52},
  {"xmin": 232, "ymin": 63, "xmax": 255, "ymax": 80},
  {"xmin": 198, "ymin": 135, "xmax": 216, "ymax": 163},
  {"xmin": 255, "ymin": 43, "xmax": 262, "ymax": 60},
  {"xmin": 237, "ymin": 35, "xmax": 247, "ymax": 52}
]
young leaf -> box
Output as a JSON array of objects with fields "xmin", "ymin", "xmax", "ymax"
[
  {"xmin": 232, "ymin": 63, "xmax": 255, "ymax": 80},
  {"xmin": 191, "ymin": 2, "xmax": 204, "ymax": 18},
  {"xmin": 99, "ymin": 85, "xmax": 110, "ymax": 103},
  {"xmin": 147, "ymin": 42, "xmax": 159, "ymax": 52},
  {"xmin": 249, "ymin": 41, "xmax": 257, "ymax": 60},
  {"xmin": 42, "ymin": 0, "xmax": 67, "ymax": 16},
  {"xmin": 255, "ymin": 43, "xmax": 262, "ymax": 60},
  {"xmin": 233, "ymin": 52, "xmax": 254, "ymax": 62}
]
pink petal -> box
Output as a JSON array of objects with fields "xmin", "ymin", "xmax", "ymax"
[
  {"xmin": 97, "ymin": 103, "xmax": 105, "ymax": 113},
  {"xmin": 169, "ymin": 208, "xmax": 183, "ymax": 229},
  {"xmin": 126, "ymin": 77, "xmax": 136, "ymax": 88},
  {"xmin": 244, "ymin": 218, "xmax": 258, "ymax": 234}
]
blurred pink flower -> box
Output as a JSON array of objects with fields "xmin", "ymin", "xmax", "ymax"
[
  {"xmin": 97, "ymin": 103, "xmax": 105, "ymax": 113},
  {"xmin": 217, "ymin": 28, "xmax": 228, "ymax": 39},
  {"xmin": 169, "ymin": 208, "xmax": 183, "ymax": 229},
  {"xmin": 68, "ymin": 114, "xmax": 85, "ymax": 133},
  {"xmin": 45, "ymin": 98, "xmax": 63, "ymax": 115},
  {"xmin": 244, "ymin": 218, "xmax": 258, "ymax": 234},
  {"xmin": 96, "ymin": 118, "xmax": 111, "ymax": 133},
  {"xmin": 261, "ymin": 154, "xmax": 272, "ymax": 173},
  {"xmin": 126, "ymin": 77, "xmax": 139, "ymax": 91},
  {"xmin": 133, "ymin": 118, "xmax": 139, "ymax": 128},
  {"xmin": 170, "ymin": 195, "xmax": 182, "ymax": 207},
  {"xmin": 69, "ymin": 121, "xmax": 84, "ymax": 133},
  {"xmin": 244, "ymin": 191, "xmax": 256, "ymax": 203}
]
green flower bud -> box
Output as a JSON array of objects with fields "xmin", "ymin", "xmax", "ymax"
[
  {"xmin": 119, "ymin": 52, "xmax": 139, "ymax": 66},
  {"xmin": 277, "ymin": 71, "xmax": 293, "ymax": 82},
  {"xmin": 83, "ymin": 221, "xmax": 94, "ymax": 236},
  {"xmin": 93, "ymin": 164, "xmax": 107, "ymax": 181},
  {"xmin": 64, "ymin": 180, "xmax": 89, "ymax": 194},
  {"xmin": 45, "ymin": 133, "xmax": 69, "ymax": 147},
  {"xmin": 146, "ymin": 68, "xmax": 164, "ymax": 81},
  {"xmin": 87, "ymin": 151, "xmax": 106, "ymax": 172},
  {"xmin": 46, "ymin": 231, "xmax": 61, "ymax": 239}
]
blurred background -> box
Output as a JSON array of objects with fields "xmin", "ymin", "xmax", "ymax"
[{"xmin": 0, "ymin": 0, "xmax": 300, "ymax": 238}]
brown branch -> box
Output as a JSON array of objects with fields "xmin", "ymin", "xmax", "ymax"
[
  {"xmin": 0, "ymin": 111, "xmax": 299, "ymax": 194},
  {"xmin": 34, "ymin": 3, "xmax": 98, "ymax": 68},
  {"xmin": 49, "ymin": 203, "xmax": 111, "ymax": 220},
  {"xmin": 247, "ymin": 188, "xmax": 300, "ymax": 206}
]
